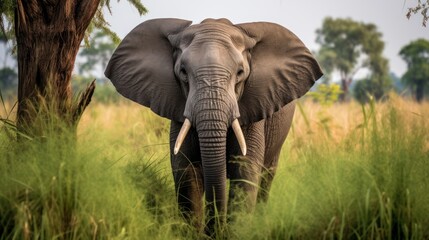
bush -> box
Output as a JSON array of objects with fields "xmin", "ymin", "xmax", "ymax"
[
  {"xmin": 308, "ymin": 83, "xmax": 342, "ymax": 107},
  {"xmin": 354, "ymin": 75, "xmax": 392, "ymax": 104}
]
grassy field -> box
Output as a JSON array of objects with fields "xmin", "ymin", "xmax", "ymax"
[{"xmin": 0, "ymin": 95, "xmax": 428, "ymax": 239}]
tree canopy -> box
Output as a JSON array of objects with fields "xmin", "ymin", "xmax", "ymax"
[
  {"xmin": 399, "ymin": 38, "xmax": 429, "ymax": 102},
  {"xmin": 316, "ymin": 17, "xmax": 391, "ymax": 101}
]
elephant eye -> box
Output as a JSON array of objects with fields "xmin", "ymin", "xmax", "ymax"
[
  {"xmin": 179, "ymin": 65, "xmax": 188, "ymax": 81},
  {"xmin": 236, "ymin": 69, "xmax": 244, "ymax": 81}
]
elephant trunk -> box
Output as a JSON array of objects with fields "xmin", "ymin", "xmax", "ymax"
[{"xmin": 195, "ymin": 97, "xmax": 229, "ymax": 231}]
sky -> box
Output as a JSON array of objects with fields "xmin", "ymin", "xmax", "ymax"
[
  {"xmin": 103, "ymin": 0, "xmax": 428, "ymax": 78},
  {"xmin": 0, "ymin": 0, "xmax": 427, "ymax": 79}
]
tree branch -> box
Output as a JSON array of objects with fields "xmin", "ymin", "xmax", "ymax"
[{"xmin": 72, "ymin": 79, "xmax": 95, "ymax": 124}]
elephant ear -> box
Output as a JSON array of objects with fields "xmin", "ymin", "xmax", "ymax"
[
  {"xmin": 105, "ymin": 18, "xmax": 192, "ymax": 122},
  {"xmin": 236, "ymin": 22, "xmax": 323, "ymax": 125}
]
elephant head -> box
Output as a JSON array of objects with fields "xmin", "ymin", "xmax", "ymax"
[{"xmin": 105, "ymin": 18, "xmax": 322, "ymax": 227}]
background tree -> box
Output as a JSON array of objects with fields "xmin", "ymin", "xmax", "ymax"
[
  {"xmin": 353, "ymin": 78, "xmax": 381, "ymax": 104},
  {"xmin": 316, "ymin": 17, "xmax": 391, "ymax": 102},
  {"xmin": 78, "ymin": 30, "xmax": 117, "ymax": 80},
  {"xmin": 0, "ymin": 0, "xmax": 146, "ymax": 136},
  {"xmin": 73, "ymin": 30, "xmax": 120, "ymax": 103},
  {"xmin": 0, "ymin": 31, "xmax": 7, "ymax": 45},
  {"xmin": 399, "ymin": 38, "xmax": 429, "ymax": 102},
  {"xmin": 0, "ymin": 29, "xmax": 17, "ymax": 98},
  {"xmin": 0, "ymin": 67, "xmax": 17, "ymax": 95},
  {"xmin": 406, "ymin": 0, "xmax": 429, "ymax": 26}
]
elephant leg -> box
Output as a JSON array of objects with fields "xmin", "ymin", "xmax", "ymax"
[
  {"xmin": 257, "ymin": 154, "xmax": 279, "ymax": 203},
  {"xmin": 258, "ymin": 102, "xmax": 296, "ymax": 202},
  {"xmin": 170, "ymin": 121, "xmax": 204, "ymax": 231},
  {"xmin": 227, "ymin": 120, "xmax": 265, "ymax": 213}
]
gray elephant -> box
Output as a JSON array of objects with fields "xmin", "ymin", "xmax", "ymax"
[{"xmin": 105, "ymin": 18, "xmax": 322, "ymax": 234}]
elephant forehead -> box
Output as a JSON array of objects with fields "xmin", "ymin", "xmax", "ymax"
[{"xmin": 180, "ymin": 23, "xmax": 246, "ymax": 49}]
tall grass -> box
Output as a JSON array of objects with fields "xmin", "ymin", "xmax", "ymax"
[
  {"xmin": 233, "ymin": 96, "xmax": 429, "ymax": 239},
  {"xmin": 0, "ymin": 100, "xmax": 194, "ymax": 239},
  {"xmin": 0, "ymin": 95, "xmax": 428, "ymax": 239}
]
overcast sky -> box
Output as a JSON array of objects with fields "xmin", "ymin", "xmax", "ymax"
[{"xmin": 104, "ymin": 0, "xmax": 428, "ymax": 78}]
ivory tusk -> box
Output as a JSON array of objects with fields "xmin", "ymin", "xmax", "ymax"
[
  {"xmin": 232, "ymin": 119, "xmax": 247, "ymax": 156},
  {"xmin": 174, "ymin": 118, "xmax": 191, "ymax": 155}
]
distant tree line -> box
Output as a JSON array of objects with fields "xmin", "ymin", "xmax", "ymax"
[{"xmin": 314, "ymin": 17, "xmax": 429, "ymax": 103}]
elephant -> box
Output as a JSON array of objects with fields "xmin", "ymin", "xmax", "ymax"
[{"xmin": 105, "ymin": 18, "xmax": 323, "ymax": 235}]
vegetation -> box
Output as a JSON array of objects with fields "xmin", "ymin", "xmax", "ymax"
[
  {"xmin": 1, "ymin": 95, "xmax": 428, "ymax": 239},
  {"xmin": 308, "ymin": 83, "xmax": 342, "ymax": 107},
  {"xmin": 316, "ymin": 17, "xmax": 392, "ymax": 102},
  {"xmin": 353, "ymin": 76, "xmax": 391, "ymax": 104},
  {"xmin": 399, "ymin": 38, "xmax": 429, "ymax": 102}
]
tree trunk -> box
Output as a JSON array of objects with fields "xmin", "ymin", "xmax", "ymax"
[
  {"xmin": 339, "ymin": 77, "xmax": 352, "ymax": 102},
  {"xmin": 415, "ymin": 81, "xmax": 425, "ymax": 103},
  {"xmin": 15, "ymin": 0, "xmax": 99, "ymax": 135}
]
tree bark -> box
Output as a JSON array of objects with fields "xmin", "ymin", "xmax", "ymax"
[{"xmin": 15, "ymin": 0, "xmax": 100, "ymax": 135}]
